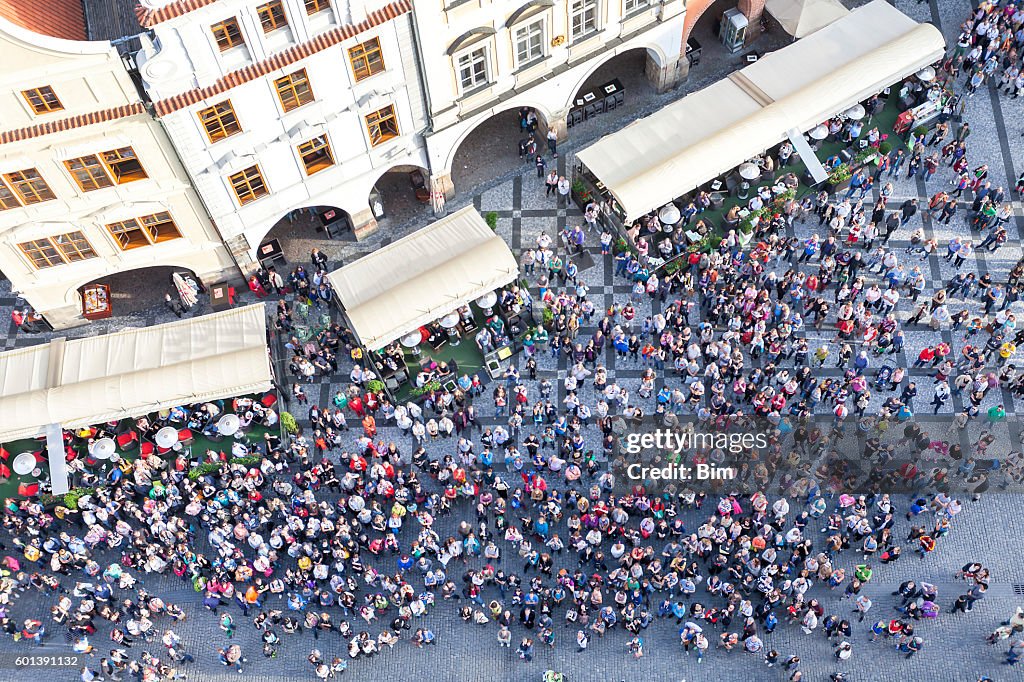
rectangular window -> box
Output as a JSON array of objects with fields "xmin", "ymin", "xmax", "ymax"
[
  {"xmin": 274, "ymin": 69, "xmax": 314, "ymax": 112},
  {"xmin": 64, "ymin": 155, "xmax": 114, "ymax": 192},
  {"xmin": 229, "ymin": 165, "xmax": 268, "ymax": 205},
  {"xmin": 101, "ymin": 147, "xmax": 147, "ymax": 184},
  {"xmin": 304, "ymin": 0, "xmax": 330, "ymax": 14},
  {"xmin": 3, "ymin": 169, "xmax": 55, "ymax": 205},
  {"xmin": 364, "ymin": 105, "xmax": 399, "ymax": 147},
  {"xmin": 257, "ymin": 1, "xmax": 288, "ymax": 32},
  {"xmin": 348, "ymin": 37, "xmax": 385, "ymax": 82},
  {"xmin": 457, "ymin": 47, "xmax": 489, "ymax": 91},
  {"xmin": 198, "ymin": 100, "xmax": 242, "ymax": 142},
  {"xmin": 19, "ymin": 232, "xmax": 96, "ymax": 269},
  {"xmin": 0, "ymin": 180, "xmax": 19, "ymax": 210},
  {"xmin": 64, "ymin": 146, "xmax": 147, "ymax": 190},
  {"xmin": 211, "ymin": 17, "xmax": 245, "ymax": 51},
  {"xmin": 570, "ymin": 0, "xmax": 599, "ymax": 39},
  {"xmin": 106, "ymin": 212, "xmax": 181, "ymax": 250},
  {"xmin": 22, "ymin": 86, "xmax": 63, "ymax": 114},
  {"xmin": 515, "ymin": 20, "xmax": 545, "ymax": 66},
  {"xmin": 623, "ymin": 0, "xmax": 648, "ymax": 11},
  {"xmin": 297, "ymin": 135, "xmax": 334, "ymax": 175}
]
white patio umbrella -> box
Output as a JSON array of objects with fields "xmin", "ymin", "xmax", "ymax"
[
  {"xmin": 738, "ymin": 163, "xmax": 761, "ymax": 180},
  {"xmin": 808, "ymin": 124, "xmax": 829, "ymax": 140},
  {"xmin": 843, "ymin": 104, "xmax": 866, "ymax": 120},
  {"xmin": 916, "ymin": 66, "xmax": 936, "ymax": 82}
]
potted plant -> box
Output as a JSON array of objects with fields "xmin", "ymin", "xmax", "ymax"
[
  {"xmin": 281, "ymin": 411, "xmax": 299, "ymax": 435},
  {"xmin": 877, "ymin": 140, "xmax": 893, "ymax": 156},
  {"xmin": 485, "ymin": 211, "xmax": 498, "ymax": 230},
  {"xmin": 366, "ymin": 379, "xmax": 385, "ymax": 395},
  {"xmin": 570, "ymin": 178, "xmax": 592, "ymax": 210},
  {"xmin": 825, "ymin": 164, "xmax": 853, "ymax": 193},
  {"xmin": 541, "ymin": 306, "xmax": 554, "ymax": 329}
]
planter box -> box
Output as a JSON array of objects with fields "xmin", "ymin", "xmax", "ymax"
[
  {"xmin": 571, "ymin": 189, "xmax": 591, "ymax": 211},
  {"xmin": 824, "ymin": 177, "xmax": 852, "ymax": 194}
]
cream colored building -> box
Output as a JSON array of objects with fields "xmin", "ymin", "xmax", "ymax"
[
  {"xmin": 134, "ymin": 0, "xmax": 430, "ymax": 266},
  {"xmin": 0, "ymin": 9, "xmax": 237, "ymax": 329},
  {"xmin": 411, "ymin": 0, "xmax": 688, "ymax": 201}
]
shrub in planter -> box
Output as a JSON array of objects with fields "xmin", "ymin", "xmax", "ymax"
[
  {"xmin": 912, "ymin": 125, "xmax": 929, "ymax": 138},
  {"xmin": 877, "ymin": 141, "xmax": 893, "ymax": 156},
  {"xmin": 827, "ymin": 164, "xmax": 852, "ymax": 185},
  {"xmin": 485, "ymin": 212, "xmax": 498, "ymax": 230},
  {"xmin": 188, "ymin": 463, "xmax": 223, "ymax": 480},
  {"xmin": 281, "ymin": 411, "xmax": 299, "ymax": 435},
  {"xmin": 366, "ymin": 380, "xmax": 385, "ymax": 395},
  {"xmin": 410, "ymin": 380, "xmax": 441, "ymax": 397},
  {"xmin": 542, "ymin": 307, "xmax": 554, "ymax": 328}
]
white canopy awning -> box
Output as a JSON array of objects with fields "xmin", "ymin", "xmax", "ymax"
[
  {"xmin": 575, "ymin": 0, "xmax": 945, "ymax": 222},
  {"xmin": 766, "ymin": 0, "xmax": 849, "ymax": 39},
  {"xmin": 328, "ymin": 206, "xmax": 519, "ymax": 351},
  {"xmin": 0, "ymin": 304, "xmax": 273, "ymax": 442}
]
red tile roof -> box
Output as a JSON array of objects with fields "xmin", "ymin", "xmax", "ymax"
[
  {"xmin": 0, "ymin": 102, "xmax": 146, "ymax": 145},
  {"xmin": 152, "ymin": 0, "xmax": 412, "ymax": 117},
  {"xmin": 0, "ymin": 0, "xmax": 88, "ymax": 41},
  {"xmin": 135, "ymin": 0, "xmax": 219, "ymax": 28}
]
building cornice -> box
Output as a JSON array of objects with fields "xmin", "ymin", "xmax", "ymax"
[{"xmin": 0, "ymin": 103, "xmax": 147, "ymax": 145}]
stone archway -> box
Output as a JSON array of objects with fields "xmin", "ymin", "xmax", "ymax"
[
  {"xmin": 254, "ymin": 205, "xmax": 354, "ymax": 266},
  {"xmin": 447, "ymin": 104, "xmax": 551, "ymax": 196},
  {"xmin": 72, "ymin": 264, "xmax": 202, "ymax": 317},
  {"xmin": 367, "ymin": 164, "xmax": 434, "ymax": 231}
]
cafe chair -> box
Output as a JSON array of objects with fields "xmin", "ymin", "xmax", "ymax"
[
  {"xmin": 0, "ymin": 448, "xmax": 9, "ymax": 462},
  {"xmin": 569, "ymin": 109, "xmax": 584, "ymax": 127},
  {"xmin": 17, "ymin": 482, "xmax": 39, "ymax": 497},
  {"xmin": 604, "ymin": 95, "xmax": 618, "ymax": 112},
  {"xmin": 32, "ymin": 451, "xmax": 45, "ymax": 464},
  {"xmin": 177, "ymin": 429, "xmax": 194, "ymax": 446},
  {"xmin": 261, "ymin": 393, "xmax": 278, "ymax": 409},
  {"xmin": 116, "ymin": 431, "xmax": 140, "ymax": 451},
  {"xmin": 140, "ymin": 442, "xmax": 155, "ymax": 458},
  {"xmin": 0, "ymin": 464, "xmax": 10, "ymax": 480},
  {"xmin": 583, "ymin": 102, "xmax": 602, "ymax": 119}
]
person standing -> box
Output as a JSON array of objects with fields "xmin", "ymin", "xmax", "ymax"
[
  {"xmin": 557, "ymin": 176, "xmax": 571, "ymax": 206},
  {"xmin": 545, "ymin": 170, "xmax": 559, "ymax": 197}
]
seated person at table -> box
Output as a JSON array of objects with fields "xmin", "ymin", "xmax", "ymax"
[
  {"xmin": 824, "ymin": 154, "xmax": 842, "ymax": 171},
  {"xmin": 476, "ymin": 327, "xmax": 495, "ymax": 354},
  {"xmin": 381, "ymin": 353, "xmax": 401, "ymax": 374},
  {"xmin": 231, "ymin": 441, "xmax": 250, "ymax": 458},
  {"xmin": 234, "ymin": 397, "xmax": 254, "ymax": 413},
  {"xmin": 167, "ymin": 406, "xmax": 189, "ymax": 425},
  {"xmin": 757, "ymin": 185, "xmax": 772, "ymax": 204},
  {"xmin": 487, "ymin": 316, "xmax": 505, "ymax": 336},
  {"xmin": 747, "ymin": 195, "xmax": 763, "ymax": 212},
  {"xmin": 238, "ymin": 410, "xmax": 254, "ymax": 430},
  {"xmin": 458, "ymin": 306, "xmax": 474, "ymax": 325},
  {"xmin": 187, "ymin": 406, "xmax": 212, "ymax": 431}
]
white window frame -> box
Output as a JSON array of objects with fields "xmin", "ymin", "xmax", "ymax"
[
  {"xmin": 514, "ymin": 19, "xmax": 546, "ymax": 68},
  {"xmin": 456, "ymin": 45, "xmax": 490, "ymax": 94},
  {"xmin": 623, "ymin": 0, "xmax": 649, "ymax": 13},
  {"xmin": 570, "ymin": 0, "xmax": 599, "ymax": 40}
]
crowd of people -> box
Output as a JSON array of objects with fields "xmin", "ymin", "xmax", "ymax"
[{"xmin": 1, "ymin": 4, "xmax": 1024, "ymax": 681}]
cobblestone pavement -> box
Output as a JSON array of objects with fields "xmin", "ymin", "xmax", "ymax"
[{"xmin": 4, "ymin": 0, "xmax": 1024, "ymax": 680}]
